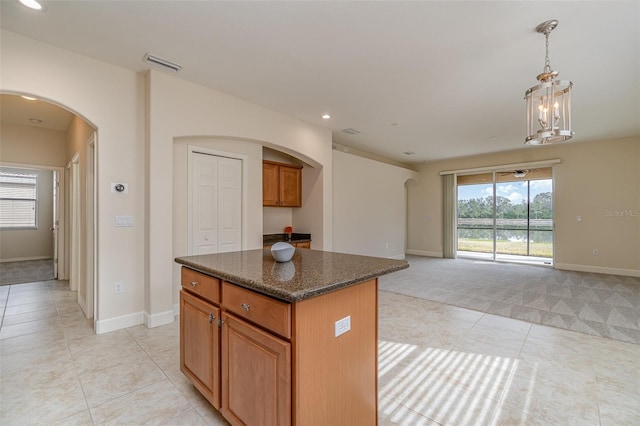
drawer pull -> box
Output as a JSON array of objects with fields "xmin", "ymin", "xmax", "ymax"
[
  {"xmin": 240, "ymin": 303, "xmax": 251, "ymax": 312},
  {"xmin": 190, "ymin": 281, "xmax": 198, "ymax": 287}
]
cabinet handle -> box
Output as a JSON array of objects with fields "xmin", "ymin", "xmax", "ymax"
[
  {"xmin": 240, "ymin": 303, "xmax": 251, "ymax": 312},
  {"xmin": 190, "ymin": 281, "xmax": 198, "ymax": 287},
  {"xmin": 208, "ymin": 312, "xmax": 216, "ymax": 324}
]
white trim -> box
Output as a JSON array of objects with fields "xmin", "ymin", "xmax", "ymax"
[
  {"xmin": 173, "ymin": 303, "xmax": 180, "ymax": 317},
  {"xmin": 440, "ymin": 159, "xmax": 561, "ymax": 176},
  {"xmin": 405, "ymin": 249, "xmax": 443, "ymax": 258},
  {"xmin": 555, "ymin": 263, "xmax": 640, "ymax": 278},
  {"xmin": 95, "ymin": 311, "xmax": 144, "ymax": 334},
  {"xmin": 389, "ymin": 254, "xmax": 406, "ymax": 260},
  {"xmin": 0, "ymin": 256, "xmax": 52, "ymax": 263},
  {"xmin": 144, "ymin": 310, "xmax": 175, "ymax": 328}
]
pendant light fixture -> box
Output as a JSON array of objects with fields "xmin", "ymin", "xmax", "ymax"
[{"xmin": 524, "ymin": 20, "xmax": 574, "ymax": 145}]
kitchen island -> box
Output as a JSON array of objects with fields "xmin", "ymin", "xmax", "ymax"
[{"xmin": 175, "ymin": 248, "xmax": 408, "ymax": 426}]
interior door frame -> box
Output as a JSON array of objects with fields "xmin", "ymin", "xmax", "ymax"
[
  {"xmin": 69, "ymin": 153, "xmax": 81, "ymax": 292},
  {"xmin": 187, "ymin": 145, "xmax": 248, "ymax": 255}
]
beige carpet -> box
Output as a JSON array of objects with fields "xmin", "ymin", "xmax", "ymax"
[
  {"xmin": 379, "ymin": 256, "xmax": 640, "ymax": 344},
  {"xmin": 0, "ymin": 259, "xmax": 55, "ymax": 286}
]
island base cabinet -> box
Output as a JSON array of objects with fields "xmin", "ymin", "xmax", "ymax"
[
  {"xmin": 221, "ymin": 312, "xmax": 291, "ymax": 426},
  {"xmin": 180, "ymin": 290, "xmax": 221, "ymax": 409}
]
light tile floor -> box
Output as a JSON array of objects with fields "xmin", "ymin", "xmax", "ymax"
[{"xmin": 1, "ymin": 280, "xmax": 638, "ymax": 425}]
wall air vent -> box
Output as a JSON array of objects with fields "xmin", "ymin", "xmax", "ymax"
[
  {"xmin": 143, "ymin": 53, "xmax": 182, "ymax": 72},
  {"xmin": 342, "ymin": 128, "xmax": 360, "ymax": 135}
]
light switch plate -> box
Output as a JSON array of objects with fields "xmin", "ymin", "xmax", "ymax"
[
  {"xmin": 115, "ymin": 215, "xmax": 134, "ymax": 227},
  {"xmin": 335, "ymin": 316, "xmax": 351, "ymax": 337}
]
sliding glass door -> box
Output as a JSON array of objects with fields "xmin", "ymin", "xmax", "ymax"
[{"xmin": 457, "ymin": 169, "xmax": 553, "ymax": 264}]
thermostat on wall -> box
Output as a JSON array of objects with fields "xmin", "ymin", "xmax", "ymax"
[{"xmin": 111, "ymin": 182, "xmax": 128, "ymax": 194}]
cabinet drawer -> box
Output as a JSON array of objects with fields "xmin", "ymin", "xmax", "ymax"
[
  {"xmin": 182, "ymin": 267, "xmax": 221, "ymax": 304},
  {"xmin": 222, "ymin": 282, "xmax": 291, "ymax": 339}
]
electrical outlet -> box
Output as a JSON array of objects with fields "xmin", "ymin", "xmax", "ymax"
[
  {"xmin": 115, "ymin": 282, "xmax": 123, "ymax": 294},
  {"xmin": 335, "ymin": 316, "xmax": 351, "ymax": 337},
  {"xmin": 593, "ymin": 248, "xmax": 599, "ymax": 256}
]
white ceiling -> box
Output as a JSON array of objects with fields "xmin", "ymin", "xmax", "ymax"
[{"xmin": 1, "ymin": 1, "xmax": 638, "ymax": 164}]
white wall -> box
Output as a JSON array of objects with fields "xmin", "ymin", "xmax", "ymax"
[
  {"xmin": 332, "ymin": 150, "xmax": 417, "ymax": 259},
  {"xmin": 0, "ymin": 168, "xmax": 54, "ymax": 261}
]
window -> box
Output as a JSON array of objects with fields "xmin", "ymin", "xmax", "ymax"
[
  {"xmin": 456, "ymin": 168, "xmax": 553, "ymax": 264},
  {"xmin": 0, "ymin": 170, "xmax": 38, "ymax": 229}
]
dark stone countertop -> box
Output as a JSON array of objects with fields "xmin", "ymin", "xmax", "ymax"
[
  {"xmin": 263, "ymin": 233, "xmax": 311, "ymax": 246},
  {"xmin": 175, "ymin": 249, "xmax": 409, "ymax": 303}
]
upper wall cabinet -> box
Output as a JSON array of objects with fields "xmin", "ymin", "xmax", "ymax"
[{"xmin": 263, "ymin": 160, "xmax": 302, "ymax": 207}]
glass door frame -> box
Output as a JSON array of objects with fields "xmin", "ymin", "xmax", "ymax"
[{"xmin": 456, "ymin": 169, "xmax": 554, "ymax": 265}]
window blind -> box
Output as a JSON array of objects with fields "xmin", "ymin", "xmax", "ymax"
[{"xmin": 0, "ymin": 171, "xmax": 38, "ymax": 228}]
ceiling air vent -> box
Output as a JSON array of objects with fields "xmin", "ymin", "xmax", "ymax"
[
  {"xmin": 143, "ymin": 53, "xmax": 182, "ymax": 72},
  {"xmin": 342, "ymin": 128, "xmax": 360, "ymax": 135}
]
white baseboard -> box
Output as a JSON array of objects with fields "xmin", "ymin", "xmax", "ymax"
[
  {"xmin": 405, "ymin": 249, "xmax": 443, "ymax": 258},
  {"xmin": 95, "ymin": 311, "xmax": 144, "ymax": 334},
  {"xmin": 144, "ymin": 310, "xmax": 175, "ymax": 328},
  {"xmin": 389, "ymin": 253, "xmax": 406, "ymax": 260},
  {"xmin": 173, "ymin": 303, "xmax": 180, "ymax": 317},
  {"xmin": 555, "ymin": 263, "xmax": 640, "ymax": 278},
  {"xmin": 0, "ymin": 256, "xmax": 53, "ymax": 263}
]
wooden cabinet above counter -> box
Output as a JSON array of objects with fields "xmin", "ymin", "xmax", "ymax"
[{"xmin": 263, "ymin": 160, "xmax": 302, "ymax": 207}]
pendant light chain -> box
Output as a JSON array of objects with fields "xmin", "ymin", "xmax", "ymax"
[{"xmin": 544, "ymin": 32, "xmax": 552, "ymax": 74}]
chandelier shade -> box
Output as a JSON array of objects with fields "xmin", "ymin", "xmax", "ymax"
[{"xmin": 524, "ymin": 20, "xmax": 574, "ymax": 145}]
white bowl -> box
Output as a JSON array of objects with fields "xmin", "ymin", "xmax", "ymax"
[{"xmin": 271, "ymin": 242, "xmax": 295, "ymax": 262}]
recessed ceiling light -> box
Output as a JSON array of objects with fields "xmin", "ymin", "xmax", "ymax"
[
  {"xmin": 322, "ymin": 114, "xmax": 331, "ymax": 120},
  {"xmin": 21, "ymin": 95, "xmax": 37, "ymax": 101},
  {"xmin": 489, "ymin": 136, "xmax": 498, "ymax": 142},
  {"xmin": 18, "ymin": 0, "xmax": 45, "ymax": 11},
  {"xmin": 29, "ymin": 118, "xmax": 43, "ymax": 124}
]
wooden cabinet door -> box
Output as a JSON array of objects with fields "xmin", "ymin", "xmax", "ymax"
[
  {"xmin": 262, "ymin": 162, "xmax": 279, "ymax": 206},
  {"xmin": 180, "ymin": 290, "xmax": 221, "ymax": 409},
  {"xmin": 279, "ymin": 166, "xmax": 301, "ymax": 207},
  {"xmin": 221, "ymin": 312, "xmax": 291, "ymax": 426},
  {"xmin": 294, "ymin": 241, "xmax": 310, "ymax": 249}
]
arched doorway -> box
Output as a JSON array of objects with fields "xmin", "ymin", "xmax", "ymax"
[{"xmin": 0, "ymin": 93, "xmax": 98, "ymax": 324}]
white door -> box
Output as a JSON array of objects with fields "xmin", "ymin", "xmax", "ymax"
[
  {"xmin": 190, "ymin": 153, "xmax": 242, "ymax": 255},
  {"xmin": 217, "ymin": 157, "xmax": 242, "ymax": 253}
]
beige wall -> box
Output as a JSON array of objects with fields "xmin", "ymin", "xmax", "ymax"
[
  {"xmin": 408, "ymin": 136, "xmax": 640, "ymax": 276},
  {"xmin": 0, "ymin": 122, "xmax": 67, "ymax": 167},
  {"xmin": 0, "ymin": 168, "xmax": 54, "ymax": 261},
  {"xmin": 2, "ymin": 30, "xmax": 147, "ymax": 332},
  {"xmin": 147, "ymin": 71, "xmax": 333, "ymax": 324},
  {"xmin": 333, "ymin": 150, "xmax": 417, "ymax": 259},
  {"xmin": 2, "ymin": 29, "xmax": 333, "ymax": 332}
]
